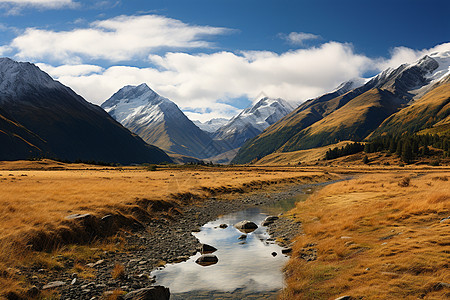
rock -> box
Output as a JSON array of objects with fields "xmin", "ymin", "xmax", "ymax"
[
  {"xmin": 26, "ymin": 286, "xmax": 39, "ymax": 297},
  {"xmin": 271, "ymin": 252, "xmax": 277, "ymax": 257},
  {"xmin": 123, "ymin": 286, "xmax": 170, "ymax": 300},
  {"xmin": 195, "ymin": 254, "xmax": 219, "ymax": 266},
  {"xmin": 335, "ymin": 296, "xmax": 354, "ymax": 300},
  {"xmin": 199, "ymin": 244, "xmax": 217, "ymax": 254},
  {"xmin": 86, "ymin": 259, "xmax": 105, "ymax": 268},
  {"xmin": 281, "ymin": 248, "xmax": 292, "ymax": 254},
  {"xmin": 72, "ymin": 273, "xmax": 78, "ymax": 278},
  {"xmin": 219, "ymin": 224, "xmax": 228, "ymax": 228},
  {"xmin": 238, "ymin": 234, "xmax": 247, "ymax": 240},
  {"xmin": 42, "ymin": 281, "xmax": 66, "ymax": 290},
  {"xmin": 234, "ymin": 220, "xmax": 258, "ymax": 233},
  {"xmin": 71, "ymin": 278, "xmax": 77, "ymax": 285},
  {"xmin": 432, "ymin": 282, "xmax": 450, "ymax": 290},
  {"xmin": 262, "ymin": 216, "xmax": 279, "ymax": 227},
  {"xmin": 440, "ymin": 216, "xmax": 450, "ymax": 223},
  {"xmin": 65, "ymin": 213, "xmax": 92, "ymax": 220}
]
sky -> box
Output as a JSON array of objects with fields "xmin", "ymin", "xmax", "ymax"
[{"xmin": 0, "ymin": 0, "xmax": 449, "ymax": 121}]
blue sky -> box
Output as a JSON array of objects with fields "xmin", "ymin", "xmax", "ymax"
[{"xmin": 0, "ymin": 0, "xmax": 449, "ymax": 121}]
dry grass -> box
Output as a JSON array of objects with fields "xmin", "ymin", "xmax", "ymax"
[
  {"xmin": 111, "ymin": 264, "xmax": 126, "ymax": 280},
  {"xmin": 0, "ymin": 159, "xmax": 332, "ymax": 296},
  {"xmin": 255, "ymin": 141, "xmax": 354, "ymax": 165},
  {"xmin": 281, "ymin": 172, "xmax": 450, "ymax": 299}
]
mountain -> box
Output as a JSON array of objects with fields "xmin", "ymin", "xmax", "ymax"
[
  {"xmin": 0, "ymin": 58, "xmax": 171, "ymax": 164},
  {"xmin": 193, "ymin": 118, "xmax": 228, "ymax": 133},
  {"xmin": 213, "ymin": 97, "xmax": 295, "ymax": 149},
  {"xmin": 101, "ymin": 84, "xmax": 231, "ymax": 159},
  {"xmin": 233, "ymin": 51, "xmax": 450, "ymax": 164}
]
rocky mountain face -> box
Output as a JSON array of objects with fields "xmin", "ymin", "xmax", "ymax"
[
  {"xmin": 213, "ymin": 97, "xmax": 295, "ymax": 149},
  {"xmin": 193, "ymin": 118, "xmax": 228, "ymax": 134},
  {"xmin": 233, "ymin": 51, "xmax": 450, "ymax": 164},
  {"xmin": 102, "ymin": 84, "xmax": 231, "ymax": 159},
  {"xmin": 0, "ymin": 58, "xmax": 171, "ymax": 164}
]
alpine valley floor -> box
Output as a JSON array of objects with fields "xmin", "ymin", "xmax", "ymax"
[{"xmin": 0, "ymin": 160, "xmax": 448, "ymax": 299}]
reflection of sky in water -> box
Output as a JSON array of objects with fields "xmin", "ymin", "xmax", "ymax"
[{"xmin": 151, "ymin": 208, "xmax": 289, "ymax": 293}]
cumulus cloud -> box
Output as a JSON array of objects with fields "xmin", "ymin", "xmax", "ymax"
[
  {"xmin": 280, "ymin": 32, "xmax": 320, "ymax": 46},
  {"xmin": 40, "ymin": 42, "xmax": 375, "ymax": 121},
  {"xmin": 377, "ymin": 42, "xmax": 450, "ymax": 70},
  {"xmin": 10, "ymin": 14, "xmax": 231, "ymax": 63}
]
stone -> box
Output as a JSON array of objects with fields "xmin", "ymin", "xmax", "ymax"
[
  {"xmin": 87, "ymin": 259, "xmax": 105, "ymax": 268},
  {"xmin": 65, "ymin": 213, "xmax": 92, "ymax": 220},
  {"xmin": 238, "ymin": 234, "xmax": 247, "ymax": 240},
  {"xmin": 195, "ymin": 254, "xmax": 219, "ymax": 266},
  {"xmin": 234, "ymin": 220, "xmax": 258, "ymax": 233},
  {"xmin": 199, "ymin": 244, "xmax": 217, "ymax": 254},
  {"xmin": 335, "ymin": 296, "xmax": 354, "ymax": 300},
  {"xmin": 42, "ymin": 281, "xmax": 66, "ymax": 290},
  {"xmin": 219, "ymin": 224, "xmax": 228, "ymax": 229},
  {"xmin": 281, "ymin": 247, "xmax": 292, "ymax": 254},
  {"xmin": 71, "ymin": 278, "xmax": 77, "ymax": 285},
  {"xmin": 440, "ymin": 216, "xmax": 450, "ymax": 223},
  {"xmin": 26, "ymin": 286, "xmax": 39, "ymax": 297},
  {"xmin": 123, "ymin": 286, "xmax": 170, "ymax": 300},
  {"xmin": 261, "ymin": 216, "xmax": 279, "ymax": 226}
]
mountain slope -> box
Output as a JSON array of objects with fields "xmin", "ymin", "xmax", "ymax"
[
  {"xmin": 213, "ymin": 97, "xmax": 295, "ymax": 149},
  {"xmin": 0, "ymin": 58, "xmax": 170, "ymax": 164},
  {"xmin": 370, "ymin": 77, "xmax": 450, "ymax": 137},
  {"xmin": 102, "ymin": 84, "xmax": 230, "ymax": 159},
  {"xmin": 193, "ymin": 118, "xmax": 228, "ymax": 134},
  {"xmin": 233, "ymin": 51, "xmax": 450, "ymax": 164},
  {"xmin": 0, "ymin": 107, "xmax": 50, "ymax": 160}
]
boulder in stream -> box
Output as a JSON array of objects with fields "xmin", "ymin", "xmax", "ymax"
[
  {"xmin": 195, "ymin": 254, "xmax": 219, "ymax": 266},
  {"xmin": 234, "ymin": 220, "xmax": 258, "ymax": 233},
  {"xmin": 199, "ymin": 244, "xmax": 217, "ymax": 254}
]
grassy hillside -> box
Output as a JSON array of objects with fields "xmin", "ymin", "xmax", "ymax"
[
  {"xmin": 370, "ymin": 82, "xmax": 450, "ymax": 138},
  {"xmin": 280, "ymin": 89, "xmax": 406, "ymax": 151},
  {"xmin": 254, "ymin": 141, "xmax": 354, "ymax": 165},
  {"xmin": 232, "ymin": 88, "xmax": 366, "ymax": 164}
]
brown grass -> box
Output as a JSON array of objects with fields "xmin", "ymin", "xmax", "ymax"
[
  {"xmin": 0, "ymin": 159, "xmax": 333, "ymax": 296},
  {"xmin": 281, "ymin": 172, "xmax": 450, "ymax": 299},
  {"xmin": 111, "ymin": 264, "xmax": 126, "ymax": 280}
]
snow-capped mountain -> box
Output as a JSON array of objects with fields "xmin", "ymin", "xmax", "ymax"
[
  {"xmin": 0, "ymin": 58, "xmax": 170, "ymax": 164},
  {"xmin": 102, "ymin": 84, "xmax": 232, "ymax": 159},
  {"xmin": 233, "ymin": 51, "xmax": 450, "ymax": 164},
  {"xmin": 213, "ymin": 97, "xmax": 295, "ymax": 149},
  {"xmin": 193, "ymin": 118, "xmax": 229, "ymax": 133}
]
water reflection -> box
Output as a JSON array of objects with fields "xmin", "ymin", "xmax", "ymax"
[{"xmin": 151, "ymin": 208, "xmax": 289, "ymax": 293}]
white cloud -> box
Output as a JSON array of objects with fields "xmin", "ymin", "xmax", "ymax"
[
  {"xmin": 377, "ymin": 42, "xmax": 450, "ymax": 70},
  {"xmin": 36, "ymin": 63, "xmax": 104, "ymax": 77},
  {"xmin": 0, "ymin": 0, "xmax": 77, "ymax": 13},
  {"xmin": 42, "ymin": 42, "xmax": 375, "ymax": 121},
  {"xmin": 280, "ymin": 32, "xmax": 320, "ymax": 46},
  {"xmin": 10, "ymin": 14, "xmax": 231, "ymax": 63}
]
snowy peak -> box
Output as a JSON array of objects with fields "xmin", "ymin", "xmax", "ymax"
[
  {"xmin": 213, "ymin": 97, "xmax": 295, "ymax": 148},
  {"xmin": 193, "ymin": 118, "xmax": 229, "ymax": 133},
  {"xmin": 0, "ymin": 57, "xmax": 63, "ymax": 99},
  {"xmin": 229, "ymin": 97, "xmax": 295, "ymax": 131},
  {"xmin": 101, "ymin": 83, "xmax": 180, "ymax": 127}
]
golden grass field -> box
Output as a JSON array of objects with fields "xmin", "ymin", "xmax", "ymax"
[
  {"xmin": 0, "ymin": 159, "xmax": 333, "ymax": 296},
  {"xmin": 280, "ymin": 171, "xmax": 450, "ymax": 300}
]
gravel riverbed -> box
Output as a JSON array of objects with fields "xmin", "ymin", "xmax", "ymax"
[{"xmin": 23, "ymin": 181, "xmax": 333, "ymax": 299}]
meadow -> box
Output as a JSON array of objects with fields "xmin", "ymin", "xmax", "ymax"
[
  {"xmin": 280, "ymin": 171, "xmax": 449, "ymax": 299},
  {"xmin": 0, "ymin": 159, "xmax": 331, "ymax": 295}
]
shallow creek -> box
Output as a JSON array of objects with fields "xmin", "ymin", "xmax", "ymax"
[{"xmin": 151, "ymin": 187, "xmax": 315, "ymax": 299}]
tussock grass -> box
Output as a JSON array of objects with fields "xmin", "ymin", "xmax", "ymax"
[
  {"xmin": 0, "ymin": 159, "xmax": 332, "ymax": 296},
  {"xmin": 281, "ymin": 172, "xmax": 450, "ymax": 299}
]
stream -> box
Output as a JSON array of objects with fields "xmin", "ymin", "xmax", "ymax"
[{"xmin": 151, "ymin": 188, "xmax": 315, "ymax": 299}]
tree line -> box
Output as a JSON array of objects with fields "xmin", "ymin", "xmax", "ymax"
[{"xmin": 324, "ymin": 134, "xmax": 450, "ymax": 163}]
